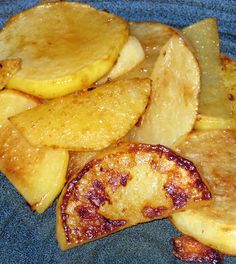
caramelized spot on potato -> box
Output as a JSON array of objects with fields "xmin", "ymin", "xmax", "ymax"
[
  {"xmin": 173, "ymin": 236, "xmax": 224, "ymax": 264},
  {"xmin": 142, "ymin": 206, "xmax": 168, "ymax": 219}
]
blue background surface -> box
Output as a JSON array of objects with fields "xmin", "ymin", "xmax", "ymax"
[{"xmin": 0, "ymin": 1, "xmax": 235, "ymax": 264}]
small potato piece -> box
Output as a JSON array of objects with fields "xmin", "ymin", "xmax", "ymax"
[
  {"xmin": 1, "ymin": 2, "xmax": 128, "ymax": 98},
  {"xmin": 171, "ymin": 130, "xmax": 236, "ymax": 255},
  {"xmin": 56, "ymin": 143, "xmax": 211, "ymax": 250},
  {"xmin": 0, "ymin": 89, "xmax": 68, "ymax": 213},
  {"xmin": 0, "ymin": 59, "xmax": 21, "ymax": 90},
  {"xmin": 10, "ymin": 79, "xmax": 151, "ymax": 151},
  {"xmin": 128, "ymin": 33, "xmax": 200, "ymax": 147}
]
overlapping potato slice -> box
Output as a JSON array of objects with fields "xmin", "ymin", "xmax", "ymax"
[
  {"xmin": 0, "ymin": 2, "xmax": 128, "ymax": 98},
  {"xmin": 56, "ymin": 142, "xmax": 211, "ymax": 250},
  {"xmin": 183, "ymin": 18, "xmax": 236, "ymax": 130},
  {"xmin": 10, "ymin": 79, "xmax": 151, "ymax": 150},
  {"xmin": 171, "ymin": 130, "xmax": 236, "ymax": 255},
  {"xmin": 128, "ymin": 33, "xmax": 200, "ymax": 146},
  {"xmin": 0, "ymin": 89, "xmax": 68, "ymax": 213},
  {"xmin": 119, "ymin": 22, "xmax": 176, "ymax": 80},
  {"xmin": 0, "ymin": 58, "xmax": 21, "ymax": 90}
]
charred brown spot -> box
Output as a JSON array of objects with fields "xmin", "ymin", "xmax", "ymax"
[
  {"xmin": 142, "ymin": 206, "xmax": 168, "ymax": 219},
  {"xmin": 107, "ymin": 170, "xmax": 131, "ymax": 191},
  {"xmin": 227, "ymin": 93, "xmax": 235, "ymax": 101},
  {"xmin": 173, "ymin": 236, "xmax": 224, "ymax": 264},
  {"xmin": 0, "ymin": 63, "xmax": 3, "ymax": 68},
  {"xmin": 165, "ymin": 184, "xmax": 188, "ymax": 209},
  {"xmin": 135, "ymin": 116, "xmax": 143, "ymax": 127}
]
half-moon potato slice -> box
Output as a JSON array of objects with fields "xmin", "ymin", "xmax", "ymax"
[
  {"xmin": 10, "ymin": 79, "xmax": 151, "ymax": 150},
  {"xmin": 0, "ymin": 2, "xmax": 128, "ymax": 98},
  {"xmin": 171, "ymin": 130, "xmax": 236, "ymax": 255},
  {"xmin": 56, "ymin": 142, "xmax": 211, "ymax": 250}
]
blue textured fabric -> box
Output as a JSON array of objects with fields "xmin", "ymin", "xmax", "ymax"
[{"xmin": 0, "ymin": 1, "xmax": 235, "ymax": 264}]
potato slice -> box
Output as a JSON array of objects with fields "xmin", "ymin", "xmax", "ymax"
[
  {"xmin": 0, "ymin": 58, "xmax": 21, "ymax": 90},
  {"xmin": 0, "ymin": 89, "xmax": 68, "ymax": 213},
  {"xmin": 183, "ymin": 18, "xmax": 235, "ymax": 129},
  {"xmin": 171, "ymin": 130, "xmax": 236, "ymax": 255},
  {"xmin": 97, "ymin": 36, "xmax": 145, "ymax": 84},
  {"xmin": 56, "ymin": 142, "xmax": 211, "ymax": 250},
  {"xmin": 10, "ymin": 79, "xmax": 151, "ymax": 150},
  {"xmin": 119, "ymin": 22, "xmax": 176, "ymax": 80},
  {"xmin": 0, "ymin": 2, "xmax": 128, "ymax": 98},
  {"xmin": 128, "ymin": 33, "xmax": 200, "ymax": 147}
]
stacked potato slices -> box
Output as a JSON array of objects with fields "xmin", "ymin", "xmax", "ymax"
[{"xmin": 0, "ymin": 1, "xmax": 235, "ymax": 261}]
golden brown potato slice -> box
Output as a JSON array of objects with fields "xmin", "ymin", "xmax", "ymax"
[
  {"xmin": 183, "ymin": 18, "xmax": 235, "ymax": 129},
  {"xmin": 56, "ymin": 142, "xmax": 211, "ymax": 250},
  {"xmin": 0, "ymin": 2, "xmax": 128, "ymax": 98},
  {"xmin": 128, "ymin": 33, "xmax": 200, "ymax": 147},
  {"xmin": 0, "ymin": 58, "xmax": 21, "ymax": 90},
  {"xmin": 171, "ymin": 130, "xmax": 236, "ymax": 255},
  {"xmin": 173, "ymin": 236, "xmax": 224, "ymax": 264},
  {"xmin": 10, "ymin": 79, "xmax": 151, "ymax": 151},
  {"xmin": 0, "ymin": 89, "xmax": 68, "ymax": 213},
  {"xmin": 119, "ymin": 22, "xmax": 176, "ymax": 80}
]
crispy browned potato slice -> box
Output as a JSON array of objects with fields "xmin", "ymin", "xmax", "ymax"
[
  {"xmin": 119, "ymin": 22, "xmax": 176, "ymax": 80},
  {"xmin": 0, "ymin": 89, "xmax": 68, "ymax": 213},
  {"xmin": 0, "ymin": 59, "xmax": 21, "ymax": 90},
  {"xmin": 128, "ymin": 33, "xmax": 200, "ymax": 146},
  {"xmin": 56, "ymin": 142, "xmax": 211, "ymax": 250},
  {"xmin": 173, "ymin": 236, "xmax": 224, "ymax": 264},
  {"xmin": 171, "ymin": 130, "xmax": 236, "ymax": 255},
  {"xmin": 10, "ymin": 79, "xmax": 151, "ymax": 151}
]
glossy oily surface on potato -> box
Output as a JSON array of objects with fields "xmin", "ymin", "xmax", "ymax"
[
  {"xmin": 10, "ymin": 79, "xmax": 151, "ymax": 150},
  {"xmin": 57, "ymin": 143, "xmax": 211, "ymax": 250}
]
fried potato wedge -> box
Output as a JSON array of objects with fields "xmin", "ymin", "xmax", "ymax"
[
  {"xmin": 97, "ymin": 36, "xmax": 145, "ymax": 84},
  {"xmin": 0, "ymin": 2, "xmax": 128, "ymax": 98},
  {"xmin": 171, "ymin": 130, "xmax": 236, "ymax": 255},
  {"xmin": 183, "ymin": 18, "xmax": 235, "ymax": 129},
  {"xmin": 128, "ymin": 33, "xmax": 200, "ymax": 146},
  {"xmin": 173, "ymin": 236, "xmax": 224, "ymax": 264},
  {"xmin": 0, "ymin": 90, "xmax": 68, "ymax": 213},
  {"xmin": 0, "ymin": 58, "xmax": 21, "ymax": 90},
  {"xmin": 10, "ymin": 79, "xmax": 151, "ymax": 150},
  {"xmin": 119, "ymin": 22, "xmax": 176, "ymax": 80},
  {"xmin": 56, "ymin": 143, "xmax": 211, "ymax": 250}
]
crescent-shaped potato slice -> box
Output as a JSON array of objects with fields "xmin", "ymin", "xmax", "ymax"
[
  {"xmin": 10, "ymin": 79, "xmax": 151, "ymax": 150},
  {"xmin": 0, "ymin": 90, "xmax": 68, "ymax": 213},
  {"xmin": 171, "ymin": 130, "xmax": 236, "ymax": 255},
  {"xmin": 128, "ymin": 33, "xmax": 200, "ymax": 146},
  {"xmin": 56, "ymin": 143, "xmax": 211, "ymax": 250},
  {"xmin": 0, "ymin": 2, "xmax": 128, "ymax": 98}
]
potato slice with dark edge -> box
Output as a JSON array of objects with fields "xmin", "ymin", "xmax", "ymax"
[
  {"xmin": 128, "ymin": 33, "xmax": 200, "ymax": 147},
  {"xmin": 0, "ymin": 89, "xmax": 68, "ymax": 213},
  {"xmin": 56, "ymin": 142, "xmax": 211, "ymax": 250},
  {"xmin": 171, "ymin": 130, "xmax": 236, "ymax": 255},
  {"xmin": 10, "ymin": 79, "xmax": 151, "ymax": 151}
]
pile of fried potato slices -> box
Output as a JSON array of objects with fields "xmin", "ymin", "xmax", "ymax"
[{"xmin": 0, "ymin": 1, "xmax": 236, "ymax": 263}]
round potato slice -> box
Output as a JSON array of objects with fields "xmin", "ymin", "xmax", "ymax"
[
  {"xmin": 171, "ymin": 130, "xmax": 236, "ymax": 255},
  {"xmin": 0, "ymin": 2, "xmax": 128, "ymax": 98}
]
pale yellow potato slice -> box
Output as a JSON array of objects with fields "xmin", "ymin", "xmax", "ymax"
[
  {"xmin": 183, "ymin": 18, "xmax": 235, "ymax": 129},
  {"xmin": 120, "ymin": 22, "xmax": 176, "ymax": 80},
  {"xmin": 0, "ymin": 2, "xmax": 128, "ymax": 98},
  {"xmin": 97, "ymin": 36, "xmax": 145, "ymax": 84},
  {"xmin": 0, "ymin": 58, "xmax": 21, "ymax": 90},
  {"xmin": 10, "ymin": 79, "xmax": 151, "ymax": 151},
  {"xmin": 56, "ymin": 142, "xmax": 211, "ymax": 250},
  {"xmin": 128, "ymin": 33, "xmax": 200, "ymax": 147},
  {"xmin": 171, "ymin": 130, "xmax": 236, "ymax": 255},
  {"xmin": 0, "ymin": 89, "xmax": 68, "ymax": 213}
]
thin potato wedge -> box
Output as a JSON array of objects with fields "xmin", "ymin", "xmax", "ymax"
[
  {"xmin": 56, "ymin": 143, "xmax": 211, "ymax": 250},
  {"xmin": 171, "ymin": 130, "xmax": 236, "ymax": 255},
  {"xmin": 0, "ymin": 89, "xmax": 68, "ymax": 213},
  {"xmin": 128, "ymin": 33, "xmax": 200, "ymax": 147},
  {"xmin": 10, "ymin": 79, "xmax": 151, "ymax": 150},
  {"xmin": 0, "ymin": 2, "xmax": 128, "ymax": 98}
]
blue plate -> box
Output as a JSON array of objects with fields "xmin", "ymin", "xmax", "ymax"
[{"xmin": 0, "ymin": 1, "xmax": 235, "ymax": 264}]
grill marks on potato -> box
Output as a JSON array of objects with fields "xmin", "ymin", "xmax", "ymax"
[{"xmin": 57, "ymin": 143, "xmax": 211, "ymax": 250}]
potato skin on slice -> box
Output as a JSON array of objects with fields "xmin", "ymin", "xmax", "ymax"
[{"xmin": 56, "ymin": 143, "xmax": 211, "ymax": 250}]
